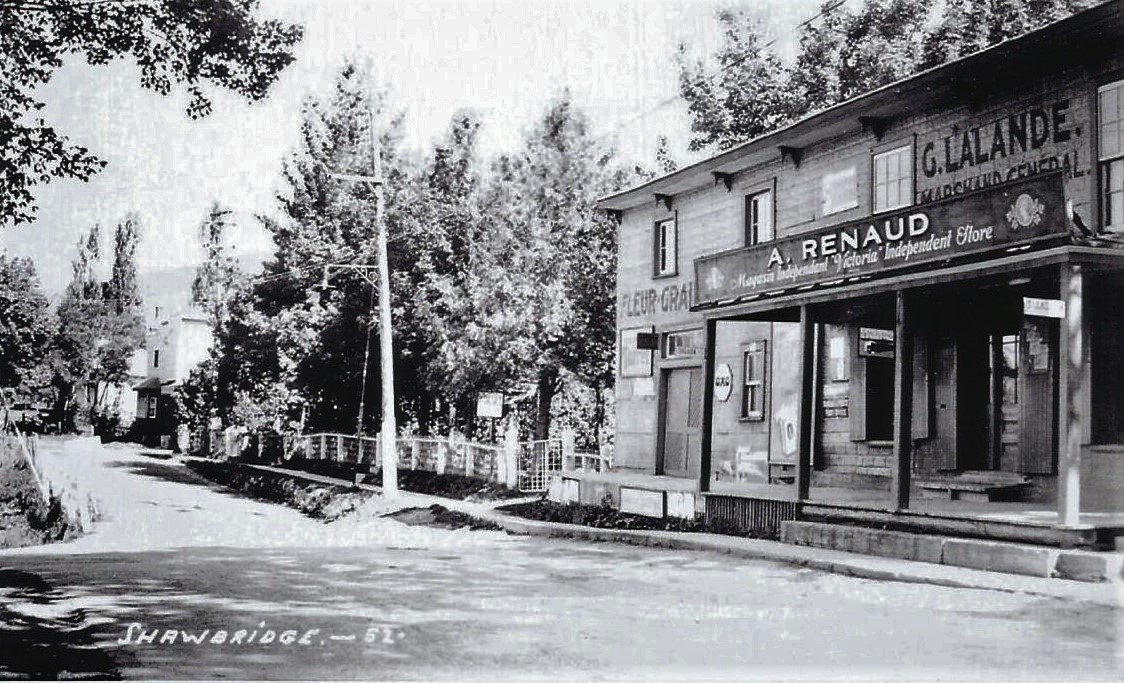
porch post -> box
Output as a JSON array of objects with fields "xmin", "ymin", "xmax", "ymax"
[
  {"xmin": 892, "ymin": 289, "xmax": 914, "ymax": 511},
  {"xmin": 699, "ymin": 317, "xmax": 718, "ymax": 494},
  {"xmin": 1057, "ymin": 263, "xmax": 1085, "ymax": 527},
  {"xmin": 796, "ymin": 305, "xmax": 814, "ymax": 502}
]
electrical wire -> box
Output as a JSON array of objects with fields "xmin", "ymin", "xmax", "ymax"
[{"xmin": 591, "ymin": 0, "xmax": 848, "ymax": 147}]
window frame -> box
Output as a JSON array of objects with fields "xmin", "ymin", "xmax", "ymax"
[
  {"xmin": 871, "ymin": 141, "xmax": 914, "ymax": 215},
  {"xmin": 153, "ymin": 348, "xmax": 161, "ymax": 368},
  {"xmin": 744, "ymin": 181, "xmax": 776, "ymax": 246},
  {"xmin": 740, "ymin": 340, "xmax": 767, "ymax": 421},
  {"xmin": 663, "ymin": 328, "xmax": 704, "ymax": 360},
  {"xmin": 1099, "ymin": 78, "xmax": 1124, "ymax": 232},
  {"xmin": 652, "ymin": 213, "xmax": 678, "ymax": 278}
]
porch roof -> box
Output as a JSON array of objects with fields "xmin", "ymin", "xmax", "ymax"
[{"xmin": 695, "ymin": 243, "xmax": 1124, "ymax": 320}]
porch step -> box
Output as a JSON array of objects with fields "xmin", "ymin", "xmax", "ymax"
[
  {"xmin": 780, "ymin": 520, "xmax": 1123, "ymax": 583},
  {"xmin": 916, "ymin": 470, "xmax": 1031, "ymax": 502}
]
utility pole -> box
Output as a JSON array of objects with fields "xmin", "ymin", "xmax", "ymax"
[
  {"xmin": 325, "ymin": 103, "xmax": 397, "ymax": 497},
  {"xmin": 356, "ymin": 286, "xmax": 375, "ymax": 435}
]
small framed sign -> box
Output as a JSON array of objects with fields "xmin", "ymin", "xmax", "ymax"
[
  {"xmin": 858, "ymin": 327, "xmax": 895, "ymax": 358},
  {"xmin": 1023, "ymin": 297, "xmax": 1066, "ymax": 319},
  {"xmin": 620, "ymin": 326, "xmax": 654, "ymax": 377},
  {"xmin": 476, "ymin": 392, "xmax": 503, "ymax": 419}
]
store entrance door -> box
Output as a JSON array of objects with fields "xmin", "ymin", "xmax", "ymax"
[
  {"xmin": 658, "ymin": 367, "xmax": 702, "ymax": 478},
  {"xmin": 956, "ymin": 320, "xmax": 1055, "ymax": 474},
  {"xmin": 956, "ymin": 324, "xmax": 1021, "ymax": 471}
]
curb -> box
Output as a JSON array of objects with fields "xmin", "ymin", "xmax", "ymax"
[
  {"xmin": 188, "ymin": 458, "xmax": 1121, "ymax": 606},
  {"xmin": 472, "ymin": 508, "xmax": 1121, "ymax": 605}
]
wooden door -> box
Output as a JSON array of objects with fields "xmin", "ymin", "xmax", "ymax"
[
  {"xmin": 660, "ymin": 368, "xmax": 702, "ymax": 478},
  {"xmin": 956, "ymin": 330, "xmax": 991, "ymax": 471},
  {"xmin": 1019, "ymin": 320, "xmax": 1057, "ymax": 474},
  {"xmin": 923, "ymin": 331, "xmax": 958, "ymax": 471},
  {"xmin": 990, "ymin": 334, "xmax": 1021, "ymax": 471}
]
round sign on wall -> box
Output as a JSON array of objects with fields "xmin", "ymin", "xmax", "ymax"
[{"xmin": 714, "ymin": 363, "xmax": 733, "ymax": 402}]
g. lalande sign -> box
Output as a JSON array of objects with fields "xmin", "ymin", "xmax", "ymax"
[{"xmin": 695, "ymin": 173, "xmax": 1065, "ymax": 306}]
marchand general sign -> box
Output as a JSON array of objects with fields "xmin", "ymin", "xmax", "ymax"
[{"xmin": 694, "ymin": 173, "xmax": 1065, "ymax": 306}]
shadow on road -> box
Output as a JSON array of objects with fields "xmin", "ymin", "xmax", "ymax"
[
  {"xmin": 0, "ymin": 568, "xmax": 123, "ymax": 680},
  {"xmin": 103, "ymin": 460, "xmax": 232, "ymax": 493}
]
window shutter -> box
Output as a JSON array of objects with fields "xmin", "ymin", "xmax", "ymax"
[{"xmin": 849, "ymin": 328, "xmax": 868, "ymax": 441}]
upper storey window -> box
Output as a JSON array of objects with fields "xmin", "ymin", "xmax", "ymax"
[
  {"xmin": 654, "ymin": 216, "xmax": 677, "ymax": 277},
  {"xmin": 745, "ymin": 190, "xmax": 774, "ymax": 245},
  {"xmin": 872, "ymin": 144, "xmax": 913, "ymax": 214},
  {"xmin": 1100, "ymin": 79, "xmax": 1124, "ymax": 232}
]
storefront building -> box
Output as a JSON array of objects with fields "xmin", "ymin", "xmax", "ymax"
[{"xmin": 598, "ymin": 1, "xmax": 1124, "ymax": 532}]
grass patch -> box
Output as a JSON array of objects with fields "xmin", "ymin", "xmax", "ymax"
[
  {"xmin": 394, "ymin": 469, "xmax": 526, "ymax": 502},
  {"xmin": 497, "ymin": 499, "xmax": 779, "ymax": 538},
  {"xmin": 382, "ymin": 504, "xmax": 502, "ymax": 531},
  {"xmin": 0, "ymin": 439, "xmax": 77, "ymax": 548},
  {"xmin": 185, "ymin": 460, "xmax": 372, "ymax": 522}
]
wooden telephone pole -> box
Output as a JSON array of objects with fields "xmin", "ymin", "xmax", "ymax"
[{"xmin": 326, "ymin": 105, "xmax": 397, "ymax": 497}]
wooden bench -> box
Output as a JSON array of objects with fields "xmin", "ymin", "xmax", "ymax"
[{"xmin": 918, "ymin": 472, "xmax": 1031, "ymax": 502}]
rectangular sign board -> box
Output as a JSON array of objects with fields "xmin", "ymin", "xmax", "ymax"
[
  {"xmin": 1023, "ymin": 297, "xmax": 1066, "ymax": 318},
  {"xmin": 695, "ymin": 173, "xmax": 1066, "ymax": 306},
  {"xmin": 476, "ymin": 392, "xmax": 504, "ymax": 419}
]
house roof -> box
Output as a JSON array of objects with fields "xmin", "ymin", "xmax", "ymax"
[
  {"xmin": 597, "ymin": 0, "xmax": 1124, "ymax": 212},
  {"xmin": 133, "ymin": 377, "xmax": 163, "ymax": 391}
]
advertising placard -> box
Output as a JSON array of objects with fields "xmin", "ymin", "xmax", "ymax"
[{"xmin": 695, "ymin": 173, "xmax": 1065, "ymax": 306}]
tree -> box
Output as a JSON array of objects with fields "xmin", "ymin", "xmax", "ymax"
[
  {"xmin": 0, "ymin": 255, "xmax": 54, "ymax": 397},
  {"xmin": 107, "ymin": 213, "xmax": 142, "ymax": 314},
  {"xmin": 920, "ymin": 0, "xmax": 1100, "ymax": 68},
  {"xmin": 394, "ymin": 109, "xmax": 488, "ymax": 430},
  {"xmin": 190, "ymin": 59, "xmax": 417, "ymax": 438},
  {"xmin": 676, "ymin": 7, "xmax": 796, "ymax": 152},
  {"xmin": 430, "ymin": 94, "xmax": 632, "ymax": 440},
  {"xmin": 191, "ymin": 202, "xmax": 241, "ymax": 327},
  {"xmin": 52, "ymin": 220, "xmax": 145, "ymax": 428},
  {"xmin": 790, "ymin": 0, "xmax": 929, "ymax": 112},
  {"xmin": 2, "ymin": 0, "xmax": 303, "ymax": 226},
  {"xmin": 678, "ymin": 0, "xmax": 1100, "ymax": 153},
  {"xmin": 654, "ymin": 134, "xmax": 679, "ymax": 175}
]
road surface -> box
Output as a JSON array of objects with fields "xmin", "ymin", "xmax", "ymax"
[{"xmin": 0, "ymin": 438, "xmax": 1119, "ymax": 680}]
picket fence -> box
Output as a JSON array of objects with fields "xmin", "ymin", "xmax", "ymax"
[{"xmin": 224, "ymin": 430, "xmax": 611, "ymax": 493}]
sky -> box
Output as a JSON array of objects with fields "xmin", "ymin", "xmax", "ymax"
[{"xmin": 3, "ymin": 0, "xmax": 825, "ymax": 300}]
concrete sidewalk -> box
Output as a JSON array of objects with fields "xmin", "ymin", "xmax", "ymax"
[{"xmin": 198, "ymin": 457, "xmax": 1122, "ymax": 607}]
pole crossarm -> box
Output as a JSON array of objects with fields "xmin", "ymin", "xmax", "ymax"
[
  {"xmin": 328, "ymin": 172, "xmax": 382, "ymax": 185},
  {"xmin": 323, "ymin": 263, "xmax": 379, "ymax": 288}
]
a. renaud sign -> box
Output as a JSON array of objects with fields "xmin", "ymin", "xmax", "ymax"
[{"xmin": 694, "ymin": 173, "xmax": 1065, "ymax": 306}]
